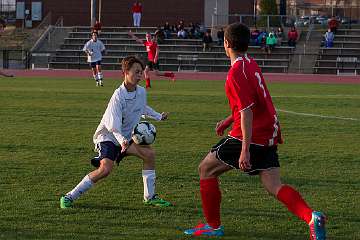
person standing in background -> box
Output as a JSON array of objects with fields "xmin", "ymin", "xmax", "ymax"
[{"xmin": 132, "ymin": 1, "xmax": 142, "ymax": 27}]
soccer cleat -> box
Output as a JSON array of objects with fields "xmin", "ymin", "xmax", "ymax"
[
  {"xmin": 99, "ymin": 79, "xmax": 104, "ymax": 87},
  {"xmin": 309, "ymin": 211, "xmax": 326, "ymax": 240},
  {"xmin": 184, "ymin": 223, "xmax": 224, "ymax": 236},
  {"xmin": 60, "ymin": 195, "xmax": 73, "ymax": 209},
  {"xmin": 143, "ymin": 194, "xmax": 172, "ymax": 207}
]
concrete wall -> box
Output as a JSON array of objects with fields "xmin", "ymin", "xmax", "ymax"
[{"xmin": 16, "ymin": 0, "xmax": 254, "ymax": 27}]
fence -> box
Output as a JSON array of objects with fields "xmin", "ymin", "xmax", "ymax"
[
  {"xmin": 0, "ymin": 49, "xmax": 30, "ymax": 69},
  {"xmin": 0, "ymin": 2, "xmax": 16, "ymax": 21}
]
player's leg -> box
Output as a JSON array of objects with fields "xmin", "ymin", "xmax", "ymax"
[
  {"xmin": 60, "ymin": 142, "xmax": 118, "ymax": 208},
  {"xmin": 153, "ymin": 62, "xmax": 175, "ymax": 81},
  {"xmin": 144, "ymin": 65, "xmax": 151, "ymax": 88},
  {"xmin": 184, "ymin": 151, "xmax": 230, "ymax": 236},
  {"xmin": 60, "ymin": 159, "xmax": 114, "ymax": 208},
  {"xmin": 125, "ymin": 143, "xmax": 171, "ymax": 206},
  {"xmin": 96, "ymin": 62, "xmax": 103, "ymax": 86},
  {"xmin": 260, "ymin": 168, "xmax": 326, "ymax": 240},
  {"xmin": 91, "ymin": 63, "xmax": 99, "ymax": 86}
]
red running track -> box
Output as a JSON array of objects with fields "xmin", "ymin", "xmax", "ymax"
[{"xmin": 5, "ymin": 69, "xmax": 360, "ymax": 84}]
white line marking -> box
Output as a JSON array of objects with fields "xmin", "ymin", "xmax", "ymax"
[
  {"xmin": 276, "ymin": 109, "xmax": 359, "ymax": 121},
  {"xmin": 272, "ymin": 95, "xmax": 360, "ymax": 99}
]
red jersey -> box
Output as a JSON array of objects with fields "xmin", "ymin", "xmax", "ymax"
[
  {"xmin": 132, "ymin": 3, "xmax": 142, "ymax": 13},
  {"xmin": 225, "ymin": 55, "xmax": 282, "ymax": 146},
  {"xmin": 144, "ymin": 41, "xmax": 158, "ymax": 62}
]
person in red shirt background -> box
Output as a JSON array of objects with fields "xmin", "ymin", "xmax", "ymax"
[
  {"xmin": 183, "ymin": 23, "xmax": 326, "ymax": 240},
  {"xmin": 287, "ymin": 26, "xmax": 299, "ymax": 47},
  {"xmin": 92, "ymin": 20, "xmax": 102, "ymax": 34},
  {"xmin": 129, "ymin": 31, "xmax": 175, "ymax": 88},
  {"xmin": 328, "ymin": 16, "xmax": 339, "ymax": 34},
  {"xmin": 132, "ymin": 1, "xmax": 142, "ymax": 27}
]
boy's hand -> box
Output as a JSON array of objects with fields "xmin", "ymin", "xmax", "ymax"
[
  {"xmin": 121, "ymin": 140, "xmax": 129, "ymax": 153},
  {"xmin": 160, "ymin": 112, "xmax": 169, "ymax": 120}
]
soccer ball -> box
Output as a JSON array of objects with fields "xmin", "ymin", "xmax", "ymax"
[{"xmin": 132, "ymin": 121, "xmax": 156, "ymax": 145}]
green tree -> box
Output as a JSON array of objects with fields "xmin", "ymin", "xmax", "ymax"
[{"xmin": 258, "ymin": 0, "xmax": 280, "ymax": 28}]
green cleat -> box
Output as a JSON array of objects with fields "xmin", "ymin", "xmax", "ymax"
[
  {"xmin": 60, "ymin": 195, "xmax": 73, "ymax": 209},
  {"xmin": 143, "ymin": 194, "xmax": 172, "ymax": 207}
]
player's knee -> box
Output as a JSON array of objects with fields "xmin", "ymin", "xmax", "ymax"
[{"xmin": 98, "ymin": 163, "xmax": 113, "ymax": 178}]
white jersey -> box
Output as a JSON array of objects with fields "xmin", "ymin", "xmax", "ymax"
[
  {"xmin": 83, "ymin": 39, "xmax": 105, "ymax": 63},
  {"xmin": 93, "ymin": 83, "xmax": 162, "ymax": 146}
]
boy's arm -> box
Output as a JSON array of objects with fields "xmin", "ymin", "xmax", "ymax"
[
  {"xmin": 128, "ymin": 31, "xmax": 144, "ymax": 44},
  {"xmin": 154, "ymin": 46, "xmax": 159, "ymax": 63},
  {"xmin": 142, "ymin": 105, "xmax": 168, "ymax": 121},
  {"xmin": 215, "ymin": 115, "xmax": 233, "ymax": 136},
  {"xmin": 239, "ymin": 108, "xmax": 253, "ymax": 170},
  {"xmin": 0, "ymin": 70, "xmax": 13, "ymax": 77}
]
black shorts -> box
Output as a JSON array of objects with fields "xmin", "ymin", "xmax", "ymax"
[
  {"xmin": 146, "ymin": 60, "xmax": 159, "ymax": 70},
  {"xmin": 211, "ymin": 136, "xmax": 280, "ymax": 175},
  {"xmin": 90, "ymin": 141, "xmax": 132, "ymax": 168},
  {"xmin": 90, "ymin": 60, "xmax": 101, "ymax": 68}
]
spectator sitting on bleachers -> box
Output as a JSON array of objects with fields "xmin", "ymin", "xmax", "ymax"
[
  {"xmin": 276, "ymin": 27, "xmax": 283, "ymax": 46},
  {"xmin": 217, "ymin": 27, "xmax": 224, "ymax": 46},
  {"xmin": 177, "ymin": 28, "xmax": 187, "ymax": 39},
  {"xmin": 163, "ymin": 22, "xmax": 172, "ymax": 39},
  {"xmin": 250, "ymin": 27, "xmax": 260, "ymax": 46},
  {"xmin": 155, "ymin": 26, "xmax": 165, "ymax": 44},
  {"xmin": 328, "ymin": 16, "xmax": 339, "ymax": 34},
  {"xmin": 266, "ymin": 32, "xmax": 277, "ymax": 54},
  {"xmin": 202, "ymin": 29, "xmax": 213, "ymax": 52},
  {"xmin": 287, "ymin": 27, "xmax": 298, "ymax": 47},
  {"xmin": 0, "ymin": 17, "xmax": 6, "ymax": 33},
  {"xmin": 324, "ymin": 28, "xmax": 334, "ymax": 48},
  {"xmin": 257, "ymin": 30, "xmax": 267, "ymax": 51}
]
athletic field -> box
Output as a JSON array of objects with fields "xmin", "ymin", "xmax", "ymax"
[{"xmin": 0, "ymin": 75, "xmax": 359, "ymax": 239}]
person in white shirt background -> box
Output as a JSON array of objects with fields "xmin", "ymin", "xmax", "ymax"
[
  {"xmin": 60, "ymin": 56, "xmax": 172, "ymax": 208},
  {"xmin": 83, "ymin": 31, "xmax": 106, "ymax": 86}
]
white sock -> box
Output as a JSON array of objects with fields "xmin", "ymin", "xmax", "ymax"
[
  {"xmin": 97, "ymin": 72, "xmax": 103, "ymax": 80},
  {"xmin": 142, "ymin": 170, "xmax": 156, "ymax": 201},
  {"xmin": 66, "ymin": 175, "xmax": 93, "ymax": 201}
]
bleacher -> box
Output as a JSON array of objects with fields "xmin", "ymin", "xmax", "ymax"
[
  {"xmin": 49, "ymin": 27, "xmax": 295, "ymax": 73},
  {"xmin": 313, "ymin": 28, "xmax": 360, "ymax": 75}
]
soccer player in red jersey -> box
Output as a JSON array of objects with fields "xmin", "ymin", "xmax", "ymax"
[
  {"xmin": 184, "ymin": 23, "xmax": 326, "ymax": 240},
  {"xmin": 129, "ymin": 31, "xmax": 175, "ymax": 88}
]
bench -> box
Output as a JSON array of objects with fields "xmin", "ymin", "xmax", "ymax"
[
  {"xmin": 177, "ymin": 54, "xmax": 198, "ymax": 72},
  {"xmin": 336, "ymin": 57, "xmax": 358, "ymax": 75}
]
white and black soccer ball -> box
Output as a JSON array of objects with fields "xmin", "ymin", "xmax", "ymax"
[{"xmin": 132, "ymin": 121, "xmax": 156, "ymax": 145}]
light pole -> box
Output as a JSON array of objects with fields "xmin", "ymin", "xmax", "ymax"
[{"xmin": 91, "ymin": 0, "xmax": 96, "ymax": 27}]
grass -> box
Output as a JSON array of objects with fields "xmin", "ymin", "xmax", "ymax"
[{"xmin": 0, "ymin": 76, "xmax": 359, "ymax": 239}]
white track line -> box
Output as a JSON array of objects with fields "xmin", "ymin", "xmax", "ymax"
[{"xmin": 276, "ymin": 109, "xmax": 359, "ymax": 121}]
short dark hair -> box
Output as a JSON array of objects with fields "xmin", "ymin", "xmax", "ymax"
[
  {"xmin": 91, "ymin": 31, "xmax": 98, "ymax": 35},
  {"xmin": 121, "ymin": 56, "xmax": 144, "ymax": 71},
  {"xmin": 224, "ymin": 23, "xmax": 250, "ymax": 52}
]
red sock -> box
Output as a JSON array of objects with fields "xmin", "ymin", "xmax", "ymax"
[
  {"xmin": 200, "ymin": 178, "xmax": 221, "ymax": 229},
  {"xmin": 145, "ymin": 78, "xmax": 151, "ymax": 88},
  {"xmin": 277, "ymin": 185, "xmax": 313, "ymax": 224},
  {"xmin": 164, "ymin": 72, "xmax": 173, "ymax": 78}
]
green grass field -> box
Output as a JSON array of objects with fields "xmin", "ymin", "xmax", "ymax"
[{"xmin": 0, "ymin": 77, "xmax": 359, "ymax": 240}]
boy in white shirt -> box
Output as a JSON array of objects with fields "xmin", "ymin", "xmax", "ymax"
[
  {"xmin": 60, "ymin": 56, "xmax": 172, "ymax": 208},
  {"xmin": 83, "ymin": 31, "xmax": 106, "ymax": 86}
]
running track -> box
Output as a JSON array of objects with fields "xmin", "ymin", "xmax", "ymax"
[{"xmin": 7, "ymin": 69, "xmax": 360, "ymax": 84}]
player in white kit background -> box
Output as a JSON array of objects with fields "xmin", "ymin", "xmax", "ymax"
[{"xmin": 83, "ymin": 31, "xmax": 106, "ymax": 86}]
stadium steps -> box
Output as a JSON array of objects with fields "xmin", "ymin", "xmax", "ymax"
[
  {"xmin": 49, "ymin": 27, "xmax": 294, "ymax": 73},
  {"xmin": 313, "ymin": 26, "xmax": 360, "ymax": 75}
]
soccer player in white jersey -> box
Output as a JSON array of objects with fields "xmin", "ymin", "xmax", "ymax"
[
  {"xmin": 60, "ymin": 56, "xmax": 172, "ymax": 208},
  {"xmin": 83, "ymin": 31, "xmax": 106, "ymax": 86}
]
